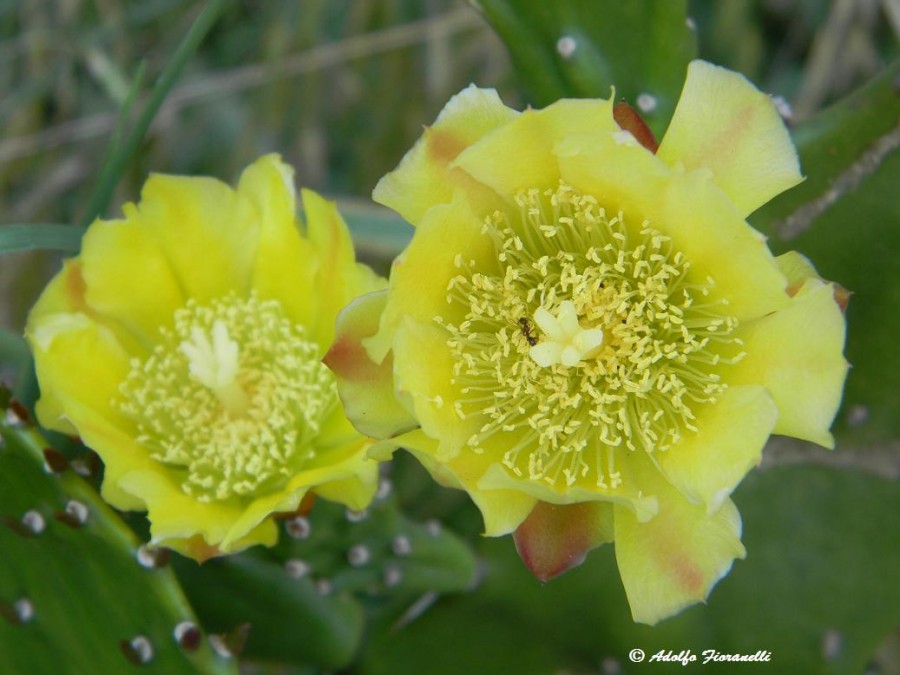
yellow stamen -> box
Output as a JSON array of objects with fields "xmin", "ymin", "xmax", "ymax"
[
  {"xmin": 442, "ymin": 182, "xmax": 745, "ymax": 490},
  {"xmin": 117, "ymin": 293, "xmax": 336, "ymax": 502}
]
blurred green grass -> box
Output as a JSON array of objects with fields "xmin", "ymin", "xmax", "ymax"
[
  {"xmin": 0, "ymin": 0, "xmax": 895, "ymax": 328},
  {"xmin": 0, "ymin": 0, "xmax": 516, "ymax": 329}
]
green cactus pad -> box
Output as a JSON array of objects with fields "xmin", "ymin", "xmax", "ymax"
[
  {"xmin": 174, "ymin": 473, "xmax": 478, "ymax": 668},
  {"xmin": 0, "ymin": 396, "xmax": 237, "ymax": 675}
]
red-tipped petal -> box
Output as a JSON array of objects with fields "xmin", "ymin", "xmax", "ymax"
[
  {"xmin": 514, "ymin": 501, "xmax": 614, "ymax": 582},
  {"xmin": 613, "ymin": 101, "xmax": 659, "ymax": 153},
  {"xmin": 182, "ymin": 536, "xmax": 222, "ymax": 564},
  {"xmin": 832, "ymin": 284, "xmax": 851, "ymax": 313},
  {"xmin": 324, "ymin": 290, "xmax": 417, "ymax": 439}
]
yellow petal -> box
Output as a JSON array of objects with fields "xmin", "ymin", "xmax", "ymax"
[
  {"xmin": 245, "ymin": 155, "xmax": 320, "ymax": 333},
  {"xmin": 730, "ymin": 278, "xmax": 848, "ymax": 447},
  {"xmin": 774, "ymin": 250, "xmax": 851, "ymax": 310},
  {"xmin": 453, "ymin": 98, "xmax": 618, "ymax": 197},
  {"xmin": 236, "ymin": 153, "xmax": 297, "ymax": 229},
  {"xmin": 373, "ymin": 85, "xmax": 518, "ymax": 224},
  {"xmin": 220, "ymin": 520, "xmax": 278, "ymax": 556},
  {"xmin": 478, "ymin": 458, "xmax": 659, "ymax": 524},
  {"xmin": 392, "ymin": 317, "xmax": 482, "ymax": 459},
  {"xmin": 27, "ymin": 256, "xmax": 144, "ymax": 362},
  {"xmin": 324, "ymin": 289, "xmax": 418, "ymax": 439},
  {"xmin": 657, "ymin": 59, "xmax": 803, "ymax": 216},
  {"xmin": 79, "ymin": 217, "xmax": 184, "ymax": 348},
  {"xmin": 26, "ymin": 310, "xmax": 178, "ymax": 513},
  {"xmin": 655, "ymin": 385, "xmax": 778, "ymax": 514},
  {"xmin": 27, "ymin": 310, "xmax": 165, "ymax": 512},
  {"xmin": 28, "ymin": 259, "xmax": 89, "ymax": 319},
  {"xmin": 133, "ymin": 169, "xmax": 257, "ymax": 302},
  {"xmin": 775, "ymin": 250, "xmax": 820, "ymax": 292},
  {"xmin": 26, "ymin": 262, "xmax": 91, "ymax": 434},
  {"xmin": 117, "ymin": 467, "xmax": 254, "ymax": 552},
  {"xmin": 365, "ymin": 192, "xmax": 499, "ymax": 363},
  {"xmin": 93, "ymin": 431, "xmax": 157, "ymax": 511},
  {"xmin": 469, "ymin": 489, "xmax": 539, "ymax": 536},
  {"xmin": 222, "ymin": 488, "xmax": 306, "ymax": 550},
  {"xmin": 614, "ymin": 455, "xmax": 746, "ymax": 625},
  {"xmin": 558, "ymin": 141, "xmax": 789, "ymax": 321},
  {"xmin": 28, "ymin": 312, "xmax": 130, "ymax": 435},
  {"xmin": 301, "ymin": 188, "xmax": 387, "ymax": 347},
  {"xmin": 312, "ymin": 467, "xmax": 378, "ymax": 512},
  {"xmin": 378, "ymin": 429, "xmax": 537, "ymax": 536}
]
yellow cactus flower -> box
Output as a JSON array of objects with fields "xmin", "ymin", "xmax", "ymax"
[
  {"xmin": 326, "ymin": 61, "xmax": 849, "ymax": 624},
  {"xmin": 26, "ymin": 154, "xmax": 384, "ymax": 561}
]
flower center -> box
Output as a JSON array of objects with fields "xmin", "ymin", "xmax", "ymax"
[
  {"xmin": 443, "ymin": 183, "xmax": 744, "ymax": 490},
  {"xmin": 529, "ymin": 300, "xmax": 605, "ymax": 368},
  {"xmin": 117, "ymin": 293, "xmax": 337, "ymax": 502},
  {"xmin": 179, "ymin": 320, "xmax": 250, "ymax": 415}
]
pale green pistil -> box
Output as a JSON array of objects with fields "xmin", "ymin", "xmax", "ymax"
[{"xmin": 179, "ymin": 320, "xmax": 250, "ymax": 415}]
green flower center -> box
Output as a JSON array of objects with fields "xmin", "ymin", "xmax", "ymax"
[
  {"xmin": 443, "ymin": 183, "xmax": 744, "ymax": 490},
  {"xmin": 117, "ymin": 293, "xmax": 336, "ymax": 502}
]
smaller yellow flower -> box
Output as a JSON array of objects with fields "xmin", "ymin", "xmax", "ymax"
[{"xmin": 27, "ymin": 155, "xmax": 384, "ymax": 560}]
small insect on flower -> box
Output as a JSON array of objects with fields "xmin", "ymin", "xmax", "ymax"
[{"xmin": 517, "ymin": 317, "xmax": 538, "ymax": 346}]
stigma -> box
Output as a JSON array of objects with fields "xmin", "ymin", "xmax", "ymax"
[
  {"xmin": 179, "ymin": 320, "xmax": 250, "ymax": 415},
  {"xmin": 528, "ymin": 301, "xmax": 605, "ymax": 368}
]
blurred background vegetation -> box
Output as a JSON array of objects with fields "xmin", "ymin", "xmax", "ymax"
[
  {"xmin": 1, "ymin": 1, "xmax": 898, "ymax": 674},
  {"xmin": 1, "ymin": 0, "xmax": 896, "ymax": 329}
]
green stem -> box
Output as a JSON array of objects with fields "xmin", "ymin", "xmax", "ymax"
[{"xmin": 85, "ymin": 60, "xmax": 148, "ymax": 218}]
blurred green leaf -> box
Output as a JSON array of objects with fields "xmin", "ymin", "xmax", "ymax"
[
  {"xmin": 174, "ymin": 490, "xmax": 477, "ymax": 669},
  {"xmin": 357, "ymin": 466, "xmax": 900, "ymax": 675},
  {"xmin": 0, "ymin": 402, "xmax": 234, "ymax": 675},
  {"xmin": 0, "ymin": 327, "xmax": 28, "ymax": 368},
  {"xmin": 471, "ymin": 0, "xmax": 697, "ymax": 135},
  {"xmin": 173, "ymin": 554, "xmax": 365, "ymax": 669},
  {"xmin": 751, "ymin": 59, "xmax": 900, "ymax": 444},
  {"xmin": 340, "ymin": 200, "xmax": 413, "ymax": 271},
  {"xmin": 0, "ymin": 224, "xmax": 84, "ymax": 254},
  {"xmin": 707, "ymin": 465, "xmax": 900, "ymax": 674},
  {"xmin": 83, "ymin": 47, "xmax": 133, "ymax": 105},
  {"xmin": 752, "ymin": 59, "xmax": 900, "ymax": 235},
  {"xmin": 0, "ymin": 328, "xmax": 30, "ymax": 394}
]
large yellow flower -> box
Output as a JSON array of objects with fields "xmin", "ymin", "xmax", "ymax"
[
  {"xmin": 326, "ymin": 61, "xmax": 849, "ymax": 624},
  {"xmin": 27, "ymin": 154, "xmax": 384, "ymax": 561}
]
